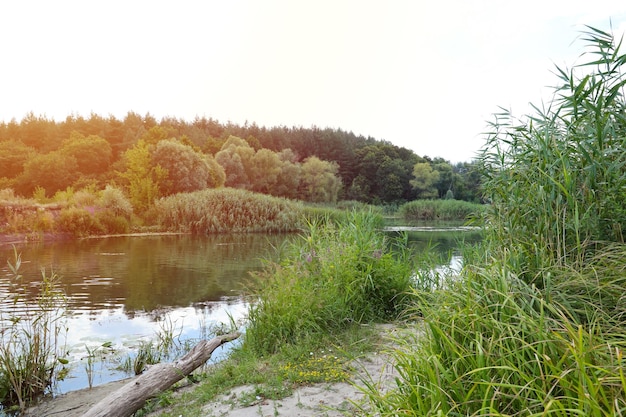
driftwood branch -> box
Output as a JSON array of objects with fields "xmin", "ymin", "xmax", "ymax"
[{"xmin": 82, "ymin": 331, "xmax": 241, "ymax": 417}]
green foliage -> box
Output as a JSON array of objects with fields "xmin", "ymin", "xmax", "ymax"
[
  {"xmin": 481, "ymin": 26, "xmax": 626, "ymax": 278},
  {"xmin": 360, "ymin": 26, "xmax": 626, "ymax": 416},
  {"xmin": 399, "ymin": 199, "xmax": 485, "ymax": 221},
  {"xmin": 152, "ymin": 139, "xmax": 225, "ymax": 195},
  {"xmin": 56, "ymin": 206, "xmax": 103, "ymax": 237},
  {"xmin": 0, "ymin": 250, "xmax": 68, "ymax": 411},
  {"xmin": 298, "ymin": 156, "xmax": 342, "ymax": 203},
  {"xmin": 18, "ymin": 151, "xmax": 79, "ymax": 196},
  {"xmin": 60, "ymin": 132, "xmax": 112, "ymax": 177},
  {"xmin": 243, "ymin": 210, "xmax": 415, "ymax": 355},
  {"xmin": 410, "ymin": 162, "xmax": 439, "ymax": 199},
  {"xmin": 99, "ymin": 185, "xmax": 133, "ymax": 218},
  {"xmin": 119, "ymin": 139, "xmax": 167, "ymax": 212},
  {"xmin": 360, "ymin": 261, "xmax": 626, "ymax": 416},
  {"xmin": 155, "ymin": 188, "xmax": 304, "ymax": 233}
]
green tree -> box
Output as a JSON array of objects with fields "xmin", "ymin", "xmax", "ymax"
[
  {"xmin": 152, "ymin": 139, "xmax": 225, "ymax": 195},
  {"xmin": 299, "ymin": 156, "xmax": 342, "ymax": 203},
  {"xmin": 410, "ymin": 162, "xmax": 440, "ymax": 199},
  {"xmin": 250, "ymin": 148, "xmax": 283, "ymax": 195},
  {"xmin": 118, "ymin": 140, "xmax": 166, "ymax": 212},
  {"xmin": 18, "ymin": 151, "xmax": 79, "ymax": 196},
  {"xmin": 60, "ymin": 132, "xmax": 112, "ymax": 177},
  {"xmin": 432, "ymin": 159, "xmax": 454, "ymax": 198},
  {"xmin": 215, "ymin": 136, "xmax": 255, "ymax": 189}
]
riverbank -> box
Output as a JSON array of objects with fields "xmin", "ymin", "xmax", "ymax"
[{"xmin": 25, "ymin": 323, "xmax": 406, "ymax": 417}]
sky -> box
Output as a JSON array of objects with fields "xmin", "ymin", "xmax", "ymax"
[{"xmin": 2, "ymin": 1, "xmax": 626, "ymax": 163}]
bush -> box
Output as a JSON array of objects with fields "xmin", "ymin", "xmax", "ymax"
[
  {"xmin": 244, "ymin": 210, "xmax": 415, "ymax": 355},
  {"xmin": 56, "ymin": 207, "xmax": 103, "ymax": 237}
]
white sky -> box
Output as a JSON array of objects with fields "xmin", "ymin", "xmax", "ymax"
[{"xmin": 1, "ymin": 1, "xmax": 626, "ymax": 162}]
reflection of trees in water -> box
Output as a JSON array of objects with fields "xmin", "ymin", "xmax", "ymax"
[{"xmin": 0, "ymin": 234, "xmax": 292, "ymax": 317}]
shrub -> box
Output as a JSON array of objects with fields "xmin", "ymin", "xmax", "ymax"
[
  {"xmin": 244, "ymin": 210, "xmax": 415, "ymax": 355},
  {"xmin": 56, "ymin": 207, "xmax": 103, "ymax": 237}
]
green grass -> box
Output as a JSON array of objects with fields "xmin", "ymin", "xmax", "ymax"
[
  {"xmin": 155, "ymin": 187, "xmax": 305, "ymax": 233},
  {"xmin": 0, "ymin": 249, "xmax": 68, "ymax": 412},
  {"xmin": 243, "ymin": 209, "xmax": 415, "ymax": 355},
  {"xmin": 359, "ymin": 258, "xmax": 626, "ymax": 416},
  {"xmin": 357, "ymin": 26, "xmax": 626, "ymax": 416}
]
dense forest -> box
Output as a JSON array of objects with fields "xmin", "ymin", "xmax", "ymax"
[{"xmin": 0, "ymin": 112, "xmax": 482, "ymax": 206}]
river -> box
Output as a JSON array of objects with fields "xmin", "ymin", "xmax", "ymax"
[{"xmin": 0, "ymin": 227, "xmax": 481, "ymax": 394}]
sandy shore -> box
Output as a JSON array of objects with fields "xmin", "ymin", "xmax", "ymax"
[{"xmin": 24, "ymin": 324, "xmax": 405, "ymax": 417}]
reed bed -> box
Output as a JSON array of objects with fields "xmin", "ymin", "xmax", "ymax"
[
  {"xmin": 399, "ymin": 199, "xmax": 485, "ymax": 221},
  {"xmin": 155, "ymin": 188, "xmax": 304, "ymax": 233},
  {"xmin": 358, "ymin": 27, "xmax": 626, "ymax": 416}
]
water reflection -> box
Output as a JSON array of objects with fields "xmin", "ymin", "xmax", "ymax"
[
  {"xmin": 0, "ymin": 228, "xmax": 481, "ymax": 394},
  {"xmin": 0, "ymin": 234, "xmax": 289, "ymax": 314}
]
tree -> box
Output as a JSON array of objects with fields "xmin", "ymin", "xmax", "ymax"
[
  {"xmin": 118, "ymin": 140, "xmax": 167, "ymax": 212},
  {"xmin": 431, "ymin": 160, "xmax": 454, "ymax": 199},
  {"xmin": 152, "ymin": 139, "xmax": 225, "ymax": 196},
  {"xmin": 60, "ymin": 132, "xmax": 113, "ymax": 177},
  {"xmin": 18, "ymin": 151, "xmax": 79, "ymax": 196},
  {"xmin": 215, "ymin": 136, "xmax": 255, "ymax": 189},
  {"xmin": 0, "ymin": 141, "xmax": 35, "ymax": 179},
  {"xmin": 410, "ymin": 162, "xmax": 440, "ymax": 199},
  {"xmin": 250, "ymin": 148, "xmax": 283, "ymax": 194},
  {"xmin": 299, "ymin": 156, "xmax": 342, "ymax": 203}
]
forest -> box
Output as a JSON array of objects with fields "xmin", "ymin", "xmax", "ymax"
[{"xmin": 0, "ymin": 112, "xmax": 482, "ymax": 209}]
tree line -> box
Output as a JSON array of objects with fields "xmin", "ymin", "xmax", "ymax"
[{"xmin": 0, "ymin": 112, "xmax": 482, "ymax": 207}]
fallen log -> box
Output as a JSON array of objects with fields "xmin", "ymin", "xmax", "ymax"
[{"xmin": 82, "ymin": 331, "xmax": 241, "ymax": 417}]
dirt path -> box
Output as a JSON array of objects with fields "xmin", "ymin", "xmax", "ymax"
[{"xmin": 24, "ymin": 324, "xmax": 405, "ymax": 417}]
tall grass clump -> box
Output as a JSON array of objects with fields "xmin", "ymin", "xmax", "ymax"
[
  {"xmin": 399, "ymin": 199, "xmax": 485, "ymax": 221},
  {"xmin": 360, "ymin": 257, "xmax": 626, "ymax": 416},
  {"xmin": 155, "ymin": 188, "xmax": 304, "ymax": 233},
  {"xmin": 481, "ymin": 26, "xmax": 626, "ymax": 281},
  {"xmin": 0, "ymin": 249, "xmax": 68, "ymax": 412},
  {"xmin": 243, "ymin": 210, "xmax": 415, "ymax": 355},
  {"xmin": 358, "ymin": 27, "xmax": 626, "ymax": 415}
]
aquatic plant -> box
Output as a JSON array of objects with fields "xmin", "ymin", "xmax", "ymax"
[{"xmin": 0, "ymin": 248, "xmax": 68, "ymax": 411}]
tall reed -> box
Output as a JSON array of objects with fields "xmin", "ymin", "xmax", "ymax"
[
  {"xmin": 0, "ymin": 248, "xmax": 68, "ymax": 411},
  {"xmin": 358, "ymin": 26, "xmax": 626, "ymax": 416},
  {"xmin": 399, "ymin": 199, "xmax": 485, "ymax": 222},
  {"xmin": 481, "ymin": 26, "xmax": 626, "ymax": 282},
  {"xmin": 155, "ymin": 188, "xmax": 304, "ymax": 233}
]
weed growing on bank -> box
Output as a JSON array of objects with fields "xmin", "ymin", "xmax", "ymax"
[
  {"xmin": 0, "ymin": 249, "xmax": 68, "ymax": 412},
  {"xmin": 243, "ymin": 210, "xmax": 416, "ymax": 355},
  {"xmin": 358, "ymin": 26, "xmax": 626, "ymax": 416}
]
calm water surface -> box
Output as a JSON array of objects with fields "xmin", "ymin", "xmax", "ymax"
[
  {"xmin": 0, "ymin": 228, "xmax": 481, "ymax": 394},
  {"xmin": 0, "ymin": 233, "xmax": 290, "ymax": 393}
]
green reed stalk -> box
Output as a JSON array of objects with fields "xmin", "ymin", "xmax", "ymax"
[{"xmin": 0, "ymin": 248, "xmax": 68, "ymax": 411}]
